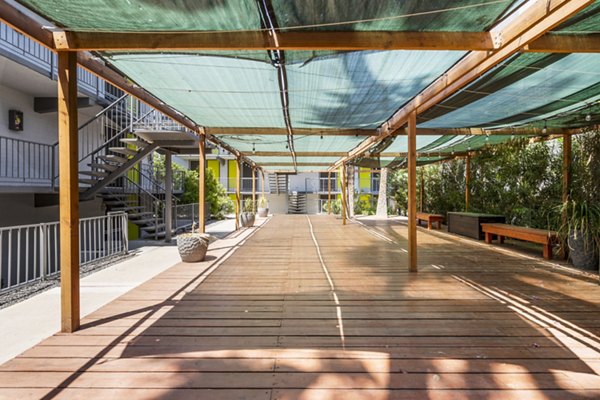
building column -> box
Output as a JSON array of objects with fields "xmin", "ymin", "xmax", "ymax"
[
  {"xmin": 235, "ymin": 158, "xmax": 241, "ymax": 230},
  {"xmin": 561, "ymin": 134, "xmax": 572, "ymax": 259},
  {"xmin": 419, "ymin": 168, "xmax": 424, "ymax": 212},
  {"xmin": 327, "ymin": 171, "xmax": 332, "ymax": 215},
  {"xmin": 252, "ymin": 167, "xmax": 256, "ymax": 213},
  {"xmin": 408, "ymin": 111, "xmax": 417, "ymax": 273},
  {"xmin": 465, "ymin": 154, "xmax": 471, "ymax": 212},
  {"xmin": 340, "ymin": 164, "xmax": 347, "ymax": 225},
  {"xmin": 198, "ymin": 134, "xmax": 206, "ymax": 233},
  {"xmin": 164, "ymin": 152, "xmax": 173, "ymax": 242},
  {"xmin": 58, "ymin": 51, "xmax": 80, "ymax": 333}
]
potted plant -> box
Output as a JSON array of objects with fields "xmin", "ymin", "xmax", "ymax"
[
  {"xmin": 239, "ymin": 198, "xmax": 255, "ymax": 227},
  {"xmin": 257, "ymin": 195, "xmax": 269, "ymax": 217},
  {"xmin": 555, "ymin": 199, "xmax": 600, "ymax": 270}
]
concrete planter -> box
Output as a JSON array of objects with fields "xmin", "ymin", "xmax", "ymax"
[
  {"xmin": 239, "ymin": 212, "xmax": 255, "ymax": 227},
  {"xmin": 257, "ymin": 208, "xmax": 269, "ymax": 218},
  {"xmin": 569, "ymin": 230, "xmax": 599, "ymax": 270},
  {"xmin": 177, "ymin": 234, "xmax": 209, "ymax": 262}
]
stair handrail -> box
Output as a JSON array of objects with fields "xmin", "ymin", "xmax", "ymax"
[
  {"xmin": 79, "ymin": 108, "xmax": 154, "ymax": 164},
  {"xmin": 131, "ymin": 164, "xmax": 179, "ymax": 205},
  {"xmin": 50, "ymin": 93, "xmax": 129, "ymax": 148}
]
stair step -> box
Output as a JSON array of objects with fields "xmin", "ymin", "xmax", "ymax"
[
  {"xmin": 128, "ymin": 212, "xmax": 155, "ymax": 219},
  {"xmin": 119, "ymin": 138, "xmax": 149, "ymax": 148},
  {"xmin": 109, "ymin": 147, "xmax": 138, "ymax": 157},
  {"xmin": 98, "ymin": 155, "xmax": 128, "ymax": 164},
  {"xmin": 112, "ymin": 206, "xmax": 145, "ymax": 212},
  {"xmin": 104, "ymin": 200, "xmax": 135, "ymax": 206},
  {"xmin": 79, "ymin": 178, "xmax": 98, "ymax": 185},
  {"xmin": 140, "ymin": 223, "xmax": 166, "ymax": 232},
  {"xmin": 132, "ymin": 218, "xmax": 159, "ymax": 225},
  {"xmin": 89, "ymin": 163, "xmax": 118, "ymax": 172},
  {"xmin": 79, "ymin": 170, "xmax": 109, "ymax": 178}
]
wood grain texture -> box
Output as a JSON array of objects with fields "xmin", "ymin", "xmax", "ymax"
[{"xmin": 1, "ymin": 215, "xmax": 599, "ymax": 399}]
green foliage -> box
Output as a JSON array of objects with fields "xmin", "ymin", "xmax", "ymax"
[
  {"xmin": 243, "ymin": 198, "xmax": 255, "ymax": 213},
  {"xmin": 354, "ymin": 196, "xmax": 376, "ymax": 215},
  {"xmin": 257, "ymin": 195, "xmax": 268, "ymax": 209},
  {"xmin": 153, "ymin": 154, "xmax": 233, "ymax": 220},
  {"xmin": 388, "ymin": 131, "xmax": 599, "ymax": 230},
  {"xmin": 553, "ymin": 199, "xmax": 600, "ymax": 250},
  {"xmin": 322, "ymin": 198, "xmax": 342, "ymax": 214}
]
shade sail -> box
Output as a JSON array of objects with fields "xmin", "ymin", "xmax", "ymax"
[{"xmin": 10, "ymin": 0, "xmax": 600, "ymax": 173}]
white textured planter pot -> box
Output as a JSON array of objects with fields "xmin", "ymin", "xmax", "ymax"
[
  {"xmin": 177, "ymin": 234, "xmax": 209, "ymax": 262},
  {"xmin": 239, "ymin": 212, "xmax": 255, "ymax": 227},
  {"xmin": 257, "ymin": 208, "xmax": 269, "ymax": 218}
]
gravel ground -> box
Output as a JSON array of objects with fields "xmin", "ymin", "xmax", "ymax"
[{"xmin": 0, "ymin": 251, "xmax": 136, "ymax": 310}]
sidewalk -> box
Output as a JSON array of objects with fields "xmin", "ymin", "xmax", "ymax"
[{"xmin": 0, "ymin": 217, "xmax": 239, "ymax": 364}]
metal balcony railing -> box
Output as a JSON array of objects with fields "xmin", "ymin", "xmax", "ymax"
[
  {"xmin": 0, "ymin": 135, "xmax": 56, "ymax": 186},
  {"xmin": 0, "ymin": 213, "xmax": 128, "ymax": 293},
  {"xmin": 0, "ymin": 21, "xmax": 121, "ymax": 102},
  {"xmin": 220, "ymin": 177, "xmax": 266, "ymax": 193}
]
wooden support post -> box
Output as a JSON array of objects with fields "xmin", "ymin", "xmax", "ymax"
[
  {"xmin": 235, "ymin": 158, "xmax": 241, "ymax": 230},
  {"xmin": 327, "ymin": 171, "xmax": 332, "ymax": 215},
  {"xmin": 164, "ymin": 152, "xmax": 173, "ymax": 242},
  {"xmin": 419, "ymin": 168, "xmax": 424, "ymax": 212},
  {"xmin": 198, "ymin": 134, "xmax": 206, "ymax": 233},
  {"xmin": 465, "ymin": 154, "xmax": 471, "ymax": 212},
  {"xmin": 252, "ymin": 167, "xmax": 256, "ymax": 213},
  {"xmin": 57, "ymin": 51, "xmax": 80, "ymax": 333},
  {"xmin": 340, "ymin": 165, "xmax": 347, "ymax": 225},
  {"xmin": 408, "ymin": 111, "xmax": 417, "ymax": 273},
  {"xmin": 561, "ymin": 134, "xmax": 572, "ymax": 259}
]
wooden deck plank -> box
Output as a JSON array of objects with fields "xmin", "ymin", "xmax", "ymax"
[{"xmin": 1, "ymin": 214, "xmax": 599, "ymax": 399}]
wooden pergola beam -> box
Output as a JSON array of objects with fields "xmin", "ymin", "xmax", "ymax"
[
  {"xmin": 527, "ymin": 33, "xmax": 600, "ymax": 53},
  {"xmin": 48, "ymin": 29, "xmax": 600, "ymax": 53},
  {"xmin": 206, "ymin": 127, "xmax": 376, "ymax": 136},
  {"xmin": 52, "ymin": 30, "xmax": 496, "ymax": 51},
  {"xmin": 331, "ymin": 0, "xmax": 595, "ymax": 170},
  {"xmin": 250, "ymin": 151, "xmax": 347, "ymax": 157},
  {"xmin": 259, "ymin": 162, "xmax": 332, "ymax": 167}
]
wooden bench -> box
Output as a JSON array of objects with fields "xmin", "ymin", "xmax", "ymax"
[
  {"xmin": 480, "ymin": 223, "xmax": 558, "ymax": 260},
  {"xmin": 417, "ymin": 212, "xmax": 444, "ymax": 230}
]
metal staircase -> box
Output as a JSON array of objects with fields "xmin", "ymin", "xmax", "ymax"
[
  {"xmin": 288, "ymin": 192, "xmax": 307, "ymax": 214},
  {"xmin": 57, "ymin": 94, "xmax": 185, "ymax": 239},
  {"xmin": 268, "ymin": 173, "xmax": 288, "ymax": 194}
]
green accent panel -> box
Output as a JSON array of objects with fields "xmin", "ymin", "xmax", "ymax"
[
  {"xmin": 228, "ymin": 160, "xmax": 238, "ymax": 179},
  {"xmin": 359, "ymin": 168, "xmax": 370, "ymax": 190},
  {"xmin": 207, "ymin": 160, "xmax": 220, "ymax": 179},
  {"xmin": 128, "ymin": 221, "xmax": 139, "ymax": 241},
  {"xmin": 18, "ymin": 0, "xmax": 259, "ymax": 31}
]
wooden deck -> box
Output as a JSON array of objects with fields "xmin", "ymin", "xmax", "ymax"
[{"xmin": 1, "ymin": 214, "xmax": 599, "ymax": 399}]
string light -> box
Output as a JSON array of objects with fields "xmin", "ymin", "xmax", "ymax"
[
  {"xmin": 252, "ymin": 143, "xmax": 256, "ymax": 154},
  {"xmin": 320, "ymin": 134, "xmax": 323, "ymax": 140},
  {"xmin": 586, "ymin": 113, "xmax": 592, "ymax": 122},
  {"xmin": 541, "ymin": 120, "xmax": 547, "ymax": 135}
]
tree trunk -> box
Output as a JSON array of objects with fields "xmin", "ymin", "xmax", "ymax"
[
  {"xmin": 347, "ymin": 166, "xmax": 355, "ymax": 218},
  {"xmin": 376, "ymin": 167, "xmax": 388, "ymax": 218}
]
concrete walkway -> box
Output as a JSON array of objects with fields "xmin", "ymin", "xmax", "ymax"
[{"xmin": 0, "ymin": 218, "xmax": 239, "ymax": 364}]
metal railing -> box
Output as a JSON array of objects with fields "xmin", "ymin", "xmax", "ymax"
[
  {"xmin": 220, "ymin": 177, "xmax": 265, "ymax": 193},
  {"xmin": 173, "ymin": 203, "xmax": 200, "ymax": 231},
  {"xmin": 318, "ymin": 177, "xmax": 340, "ymax": 193},
  {"xmin": 0, "ymin": 213, "xmax": 128, "ymax": 293},
  {"xmin": 0, "ymin": 21, "xmax": 119, "ymax": 102},
  {"xmin": 0, "ymin": 136, "xmax": 56, "ymax": 186}
]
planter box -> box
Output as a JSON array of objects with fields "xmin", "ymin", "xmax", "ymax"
[{"xmin": 447, "ymin": 212, "xmax": 505, "ymax": 240}]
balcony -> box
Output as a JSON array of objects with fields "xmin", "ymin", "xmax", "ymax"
[{"xmin": 0, "ymin": 22, "xmax": 120, "ymax": 102}]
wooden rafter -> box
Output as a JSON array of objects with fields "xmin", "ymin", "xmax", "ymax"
[
  {"xmin": 47, "ymin": 29, "xmax": 599, "ymax": 53},
  {"xmin": 52, "ymin": 30, "xmax": 495, "ymax": 51},
  {"xmin": 331, "ymin": 0, "xmax": 595, "ymax": 170},
  {"xmin": 206, "ymin": 127, "xmax": 376, "ymax": 136}
]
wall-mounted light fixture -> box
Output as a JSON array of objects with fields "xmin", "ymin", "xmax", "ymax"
[{"xmin": 8, "ymin": 110, "xmax": 23, "ymax": 131}]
